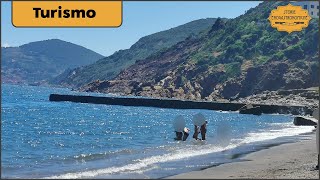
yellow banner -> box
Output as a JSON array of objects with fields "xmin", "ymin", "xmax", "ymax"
[
  {"xmin": 268, "ymin": 4, "xmax": 311, "ymax": 33},
  {"xmin": 12, "ymin": 1, "xmax": 122, "ymax": 27}
]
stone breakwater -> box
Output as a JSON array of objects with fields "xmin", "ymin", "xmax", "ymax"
[
  {"xmin": 49, "ymin": 94, "xmax": 313, "ymax": 115},
  {"xmin": 234, "ymin": 89, "xmax": 319, "ymax": 109}
]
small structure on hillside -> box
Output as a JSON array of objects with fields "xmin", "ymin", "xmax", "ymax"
[{"xmin": 291, "ymin": 1, "xmax": 319, "ymax": 18}]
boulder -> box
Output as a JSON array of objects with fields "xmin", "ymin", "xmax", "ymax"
[
  {"xmin": 239, "ymin": 104, "xmax": 262, "ymax": 115},
  {"xmin": 293, "ymin": 116, "xmax": 317, "ymax": 126}
]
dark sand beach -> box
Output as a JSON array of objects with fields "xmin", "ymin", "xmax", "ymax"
[{"xmin": 167, "ymin": 132, "xmax": 319, "ymax": 179}]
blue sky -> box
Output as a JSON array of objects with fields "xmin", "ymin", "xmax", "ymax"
[{"xmin": 1, "ymin": 1, "xmax": 261, "ymax": 56}]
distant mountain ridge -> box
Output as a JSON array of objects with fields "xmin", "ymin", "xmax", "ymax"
[
  {"xmin": 79, "ymin": 1, "xmax": 319, "ymax": 101},
  {"xmin": 50, "ymin": 18, "xmax": 219, "ymax": 88},
  {"xmin": 1, "ymin": 39, "xmax": 103, "ymax": 85}
]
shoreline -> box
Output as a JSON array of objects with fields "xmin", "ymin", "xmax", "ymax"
[{"xmin": 166, "ymin": 132, "xmax": 319, "ymax": 179}]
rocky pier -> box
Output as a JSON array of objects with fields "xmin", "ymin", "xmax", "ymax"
[{"xmin": 49, "ymin": 94, "xmax": 313, "ymax": 115}]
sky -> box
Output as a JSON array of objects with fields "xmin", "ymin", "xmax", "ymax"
[{"xmin": 1, "ymin": 1, "xmax": 261, "ymax": 56}]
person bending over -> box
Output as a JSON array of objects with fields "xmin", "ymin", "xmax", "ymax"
[
  {"xmin": 182, "ymin": 127, "xmax": 190, "ymax": 141},
  {"xmin": 174, "ymin": 131, "xmax": 183, "ymax": 140}
]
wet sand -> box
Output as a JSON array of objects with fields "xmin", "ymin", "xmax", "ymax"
[{"xmin": 167, "ymin": 132, "xmax": 319, "ymax": 179}]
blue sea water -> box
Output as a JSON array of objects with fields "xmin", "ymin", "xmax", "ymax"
[{"xmin": 1, "ymin": 84, "xmax": 315, "ymax": 179}]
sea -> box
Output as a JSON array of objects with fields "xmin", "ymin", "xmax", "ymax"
[{"xmin": 1, "ymin": 83, "xmax": 315, "ymax": 179}]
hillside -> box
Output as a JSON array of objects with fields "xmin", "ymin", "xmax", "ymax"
[
  {"xmin": 51, "ymin": 18, "xmax": 218, "ymax": 88},
  {"xmin": 79, "ymin": 1, "xmax": 319, "ymax": 103},
  {"xmin": 1, "ymin": 39, "xmax": 103, "ymax": 85}
]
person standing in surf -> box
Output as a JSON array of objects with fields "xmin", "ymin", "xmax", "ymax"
[
  {"xmin": 193, "ymin": 125, "xmax": 200, "ymax": 140},
  {"xmin": 192, "ymin": 113, "xmax": 207, "ymax": 141},
  {"xmin": 200, "ymin": 120, "xmax": 208, "ymax": 140}
]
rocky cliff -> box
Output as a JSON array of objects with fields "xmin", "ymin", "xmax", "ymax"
[
  {"xmin": 51, "ymin": 18, "xmax": 218, "ymax": 88},
  {"xmin": 79, "ymin": 2, "xmax": 319, "ymax": 104}
]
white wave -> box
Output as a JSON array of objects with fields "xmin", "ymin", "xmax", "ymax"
[
  {"xmin": 44, "ymin": 123, "xmax": 315, "ymax": 179},
  {"xmin": 241, "ymin": 124, "xmax": 315, "ymax": 144},
  {"xmin": 44, "ymin": 143, "xmax": 236, "ymax": 179}
]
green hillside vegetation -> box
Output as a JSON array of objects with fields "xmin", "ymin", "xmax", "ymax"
[
  {"xmin": 1, "ymin": 39, "xmax": 103, "ymax": 85},
  {"xmin": 190, "ymin": 3, "xmax": 318, "ymax": 69},
  {"xmin": 51, "ymin": 18, "xmax": 219, "ymax": 87},
  {"xmin": 183, "ymin": 1, "xmax": 318, "ymax": 97},
  {"xmin": 80, "ymin": 1, "xmax": 318, "ymax": 101}
]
